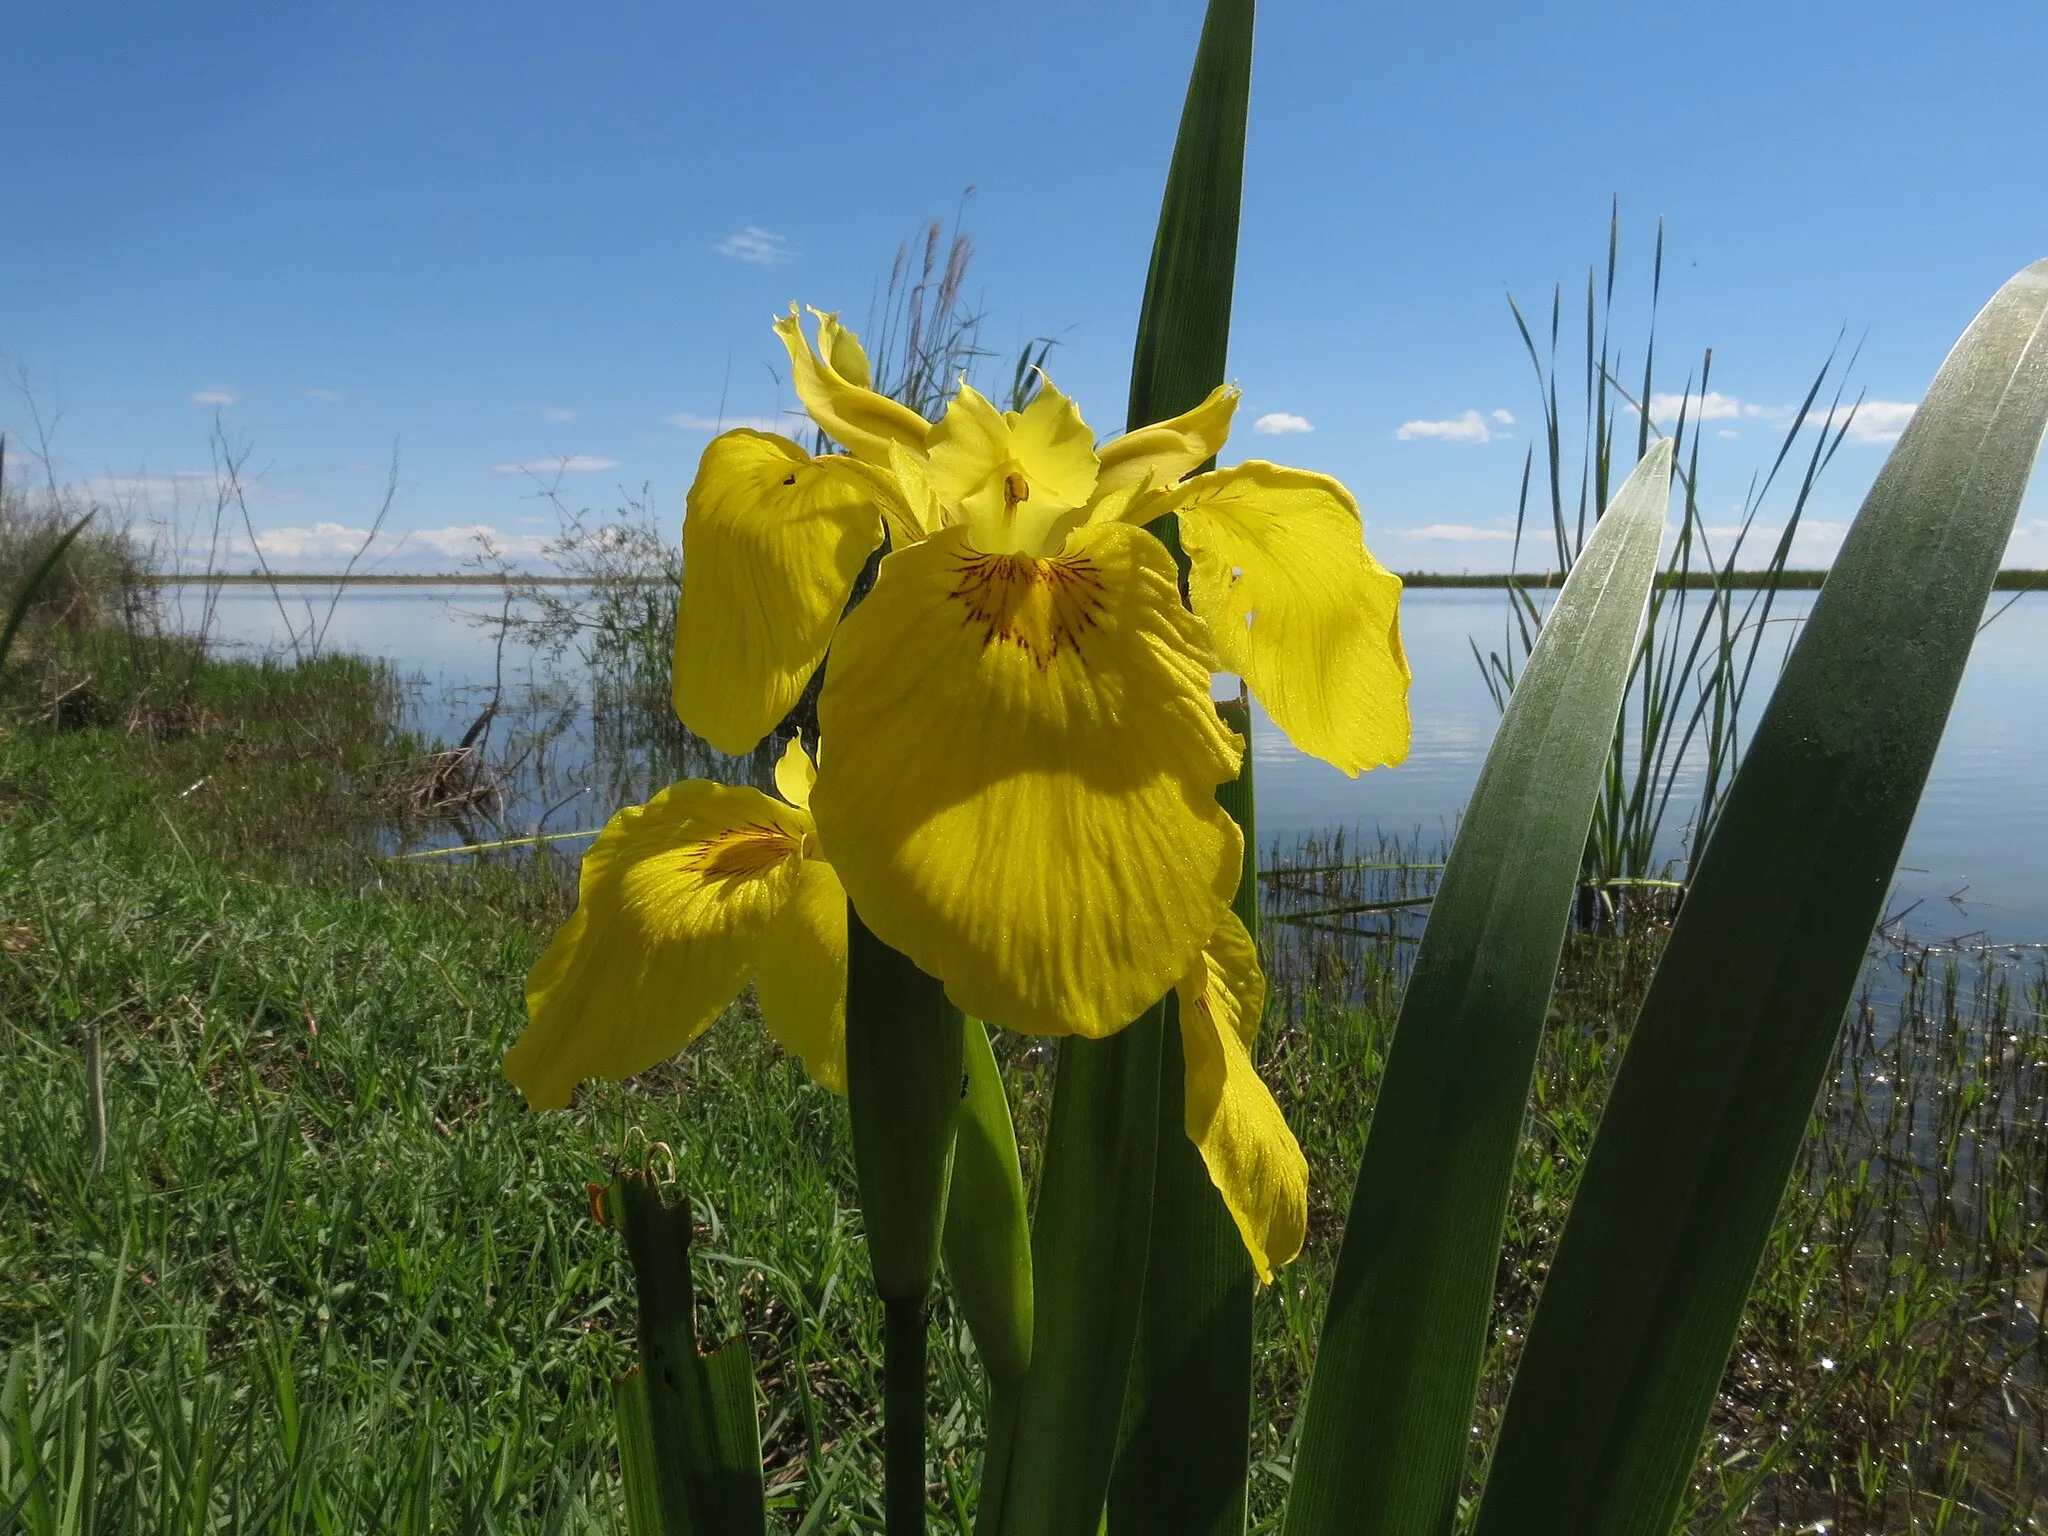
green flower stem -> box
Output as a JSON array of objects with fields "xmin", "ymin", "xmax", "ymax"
[
  {"xmin": 884, "ymin": 1297, "xmax": 929, "ymax": 1536},
  {"xmin": 845, "ymin": 911, "xmax": 963, "ymax": 1534}
]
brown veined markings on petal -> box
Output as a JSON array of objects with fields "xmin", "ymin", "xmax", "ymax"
[
  {"xmin": 684, "ymin": 822, "xmax": 803, "ymax": 879},
  {"xmin": 948, "ymin": 548, "xmax": 1108, "ymax": 669}
]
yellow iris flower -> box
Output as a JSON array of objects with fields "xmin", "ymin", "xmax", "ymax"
[
  {"xmin": 508, "ymin": 306, "xmax": 1404, "ymax": 1281},
  {"xmin": 504, "ymin": 739, "xmax": 848, "ymax": 1106},
  {"xmin": 504, "ymin": 737, "xmax": 1304, "ymax": 1275},
  {"xmin": 676, "ymin": 306, "xmax": 1410, "ymax": 1043}
]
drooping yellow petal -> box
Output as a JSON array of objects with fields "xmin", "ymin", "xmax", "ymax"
[
  {"xmin": 754, "ymin": 855, "xmax": 849, "ymax": 1093},
  {"xmin": 504, "ymin": 780, "xmax": 815, "ymax": 1109},
  {"xmin": 1167, "ymin": 462, "xmax": 1411, "ymax": 776},
  {"xmin": 774, "ymin": 736, "xmax": 818, "ymax": 811},
  {"xmin": 671, "ymin": 430, "xmax": 889, "ymax": 755},
  {"xmin": 926, "ymin": 382, "xmax": 1100, "ymax": 556},
  {"xmin": 811, "ymin": 521, "xmax": 1244, "ymax": 1038},
  {"xmin": 774, "ymin": 307, "xmax": 931, "ymax": 464},
  {"xmin": 1092, "ymin": 383, "xmax": 1241, "ymax": 512},
  {"xmin": 1177, "ymin": 911, "xmax": 1306, "ymax": 1283}
]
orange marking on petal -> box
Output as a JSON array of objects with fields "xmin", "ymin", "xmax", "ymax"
[
  {"xmin": 947, "ymin": 548, "xmax": 1108, "ymax": 668},
  {"xmin": 684, "ymin": 822, "xmax": 802, "ymax": 878}
]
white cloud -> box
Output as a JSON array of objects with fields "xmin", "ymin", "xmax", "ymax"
[
  {"xmin": 539, "ymin": 406, "xmax": 577, "ymax": 422},
  {"xmin": 666, "ymin": 411, "xmax": 792, "ymax": 433},
  {"xmin": 1397, "ymin": 410, "xmax": 1496, "ymax": 443},
  {"xmin": 1252, "ymin": 411, "xmax": 1313, "ymax": 435},
  {"xmin": 1400, "ymin": 523, "xmax": 1517, "ymax": 542},
  {"xmin": 407, "ymin": 524, "xmax": 549, "ymax": 559},
  {"xmin": 493, "ymin": 454, "xmax": 619, "ymax": 475},
  {"xmin": 190, "ymin": 387, "xmax": 239, "ymax": 406},
  {"xmin": 1716, "ymin": 429, "xmax": 1739, "ymax": 440},
  {"xmin": 1646, "ymin": 391, "xmax": 1794, "ymax": 425},
  {"xmin": 1490, "ymin": 409, "xmax": 1515, "ymax": 425},
  {"xmin": 247, "ymin": 521, "xmax": 378, "ymax": 561},
  {"xmin": 1807, "ymin": 399, "xmax": 1918, "ymax": 445},
  {"xmin": 303, "ymin": 387, "xmax": 342, "ymax": 402},
  {"xmin": 714, "ymin": 226, "xmax": 796, "ymax": 265}
]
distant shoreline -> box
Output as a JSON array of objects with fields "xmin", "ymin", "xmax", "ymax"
[{"xmin": 144, "ymin": 570, "xmax": 2048, "ymax": 591}]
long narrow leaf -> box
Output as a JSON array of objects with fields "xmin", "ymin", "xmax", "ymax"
[
  {"xmin": 980, "ymin": 1, "xmax": 1254, "ymax": 1529},
  {"xmin": 1110, "ymin": 707, "xmax": 1261, "ymax": 1536},
  {"xmin": 1475, "ymin": 258, "xmax": 2048, "ymax": 1536},
  {"xmin": 609, "ymin": 1176, "xmax": 765, "ymax": 1535},
  {"xmin": 975, "ymin": 1009, "xmax": 1165, "ymax": 1536},
  {"xmin": 1283, "ymin": 440, "xmax": 1673, "ymax": 1536},
  {"xmin": 0, "ymin": 511, "xmax": 94, "ymax": 672}
]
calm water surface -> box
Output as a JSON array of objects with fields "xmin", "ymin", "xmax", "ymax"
[{"xmin": 189, "ymin": 583, "xmax": 2048, "ymax": 945}]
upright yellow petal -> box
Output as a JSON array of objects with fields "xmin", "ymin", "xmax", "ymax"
[
  {"xmin": 672, "ymin": 430, "xmax": 888, "ymax": 755},
  {"xmin": 1091, "ymin": 383, "xmax": 1240, "ymax": 513},
  {"xmin": 774, "ymin": 307, "xmax": 931, "ymax": 464},
  {"xmin": 1177, "ymin": 912, "xmax": 1306, "ymax": 1283},
  {"xmin": 754, "ymin": 856, "xmax": 849, "ymax": 1094},
  {"xmin": 811, "ymin": 521, "xmax": 1244, "ymax": 1038},
  {"xmin": 504, "ymin": 780, "xmax": 814, "ymax": 1109},
  {"xmin": 774, "ymin": 735, "xmax": 817, "ymax": 812},
  {"xmin": 926, "ymin": 382, "xmax": 1100, "ymax": 556},
  {"xmin": 1167, "ymin": 462, "xmax": 1411, "ymax": 776}
]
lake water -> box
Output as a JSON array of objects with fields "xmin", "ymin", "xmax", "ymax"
[{"xmin": 182, "ymin": 582, "xmax": 2048, "ymax": 947}]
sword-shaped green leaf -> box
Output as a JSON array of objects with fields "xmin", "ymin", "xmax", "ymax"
[
  {"xmin": 943, "ymin": 1017, "xmax": 1033, "ymax": 1390},
  {"xmin": 977, "ymin": 1, "xmax": 1254, "ymax": 1529},
  {"xmin": 609, "ymin": 1175, "xmax": 765, "ymax": 1535},
  {"xmin": 1475, "ymin": 259, "xmax": 2048, "ymax": 1536},
  {"xmin": 1283, "ymin": 440, "xmax": 1673, "ymax": 1536}
]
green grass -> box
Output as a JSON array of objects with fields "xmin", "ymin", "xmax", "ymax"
[{"xmin": 4, "ymin": 644, "xmax": 2044, "ymax": 1531}]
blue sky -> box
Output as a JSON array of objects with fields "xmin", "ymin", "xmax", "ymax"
[{"xmin": 7, "ymin": 0, "xmax": 2048, "ymax": 572}]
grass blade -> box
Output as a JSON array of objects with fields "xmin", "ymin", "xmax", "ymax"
[
  {"xmin": 1282, "ymin": 440, "xmax": 1673, "ymax": 1536},
  {"xmin": 0, "ymin": 511, "xmax": 94, "ymax": 673},
  {"xmin": 1474, "ymin": 258, "xmax": 2048, "ymax": 1536}
]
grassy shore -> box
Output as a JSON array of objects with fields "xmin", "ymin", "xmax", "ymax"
[{"xmin": 3, "ymin": 637, "xmax": 2043, "ymax": 1532}]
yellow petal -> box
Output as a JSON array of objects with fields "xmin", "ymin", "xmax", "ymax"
[
  {"xmin": 926, "ymin": 381, "xmax": 1099, "ymax": 556},
  {"xmin": 1092, "ymin": 383, "xmax": 1240, "ymax": 512},
  {"xmin": 811, "ymin": 521, "xmax": 1244, "ymax": 1038},
  {"xmin": 774, "ymin": 736, "xmax": 818, "ymax": 811},
  {"xmin": 885, "ymin": 440, "xmax": 945, "ymax": 543},
  {"xmin": 671, "ymin": 430, "xmax": 888, "ymax": 755},
  {"xmin": 754, "ymin": 856, "xmax": 849, "ymax": 1093},
  {"xmin": 816, "ymin": 310, "xmax": 874, "ymax": 389},
  {"xmin": 1168, "ymin": 462, "xmax": 1411, "ymax": 776},
  {"xmin": 1177, "ymin": 912, "xmax": 1306, "ymax": 1283},
  {"xmin": 503, "ymin": 780, "xmax": 814, "ymax": 1109},
  {"xmin": 774, "ymin": 307, "xmax": 931, "ymax": 464}
]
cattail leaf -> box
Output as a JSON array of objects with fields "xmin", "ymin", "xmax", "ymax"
[
  {"xmin": 943, "ymin": 1018, "xmax": 1034, "ymax": 1389},
  {"xmin": 847, "ymin": 911, "xmax": 964, "ymax": 1304},
  {"xmin": 1475, "ymin": 259, "xmax": 2048, "ymax": 1535},
  {"xmin": 1283, "ymin": 441, "xmax": 1673, "ymax": 1536},
  {"xmin": 609, "ymin": 1175, "xmax": 765, "ymax": 1535}
]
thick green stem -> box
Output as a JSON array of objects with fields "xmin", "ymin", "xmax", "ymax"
[{"xmin": 884, "ymin": 1297, "xmax": 928, "ymax": 1536}]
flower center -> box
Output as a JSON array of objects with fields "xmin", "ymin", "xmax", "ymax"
[
  {"xmin": 686, "ymin": 822, "xmax": 801, "ymax": 878},
  {"xmin": 948, "ymin": 548, "xmax": 1107, "ymax": 669}
]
